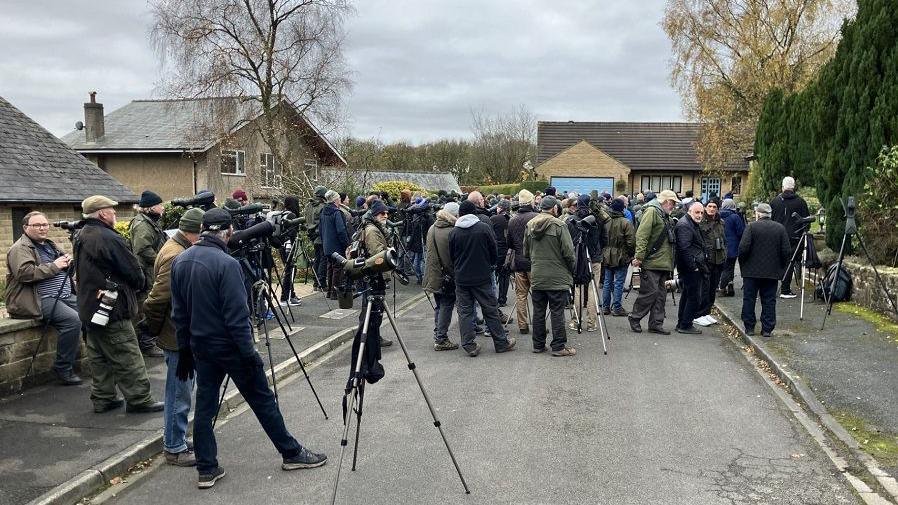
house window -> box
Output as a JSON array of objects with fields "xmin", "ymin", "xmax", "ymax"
[
  {"xmin": 731, "ymin": 176, "xmax": 742, "ymax": 195},
  {"xmin": 260, "ymin": 153, "xmax": 281, "ymax": 188},
  {"xmin": 304, "ymin": 158, "xmax": 319, "ymax": 180},
  {"xmin": 701, "ymin": 177, "xmax": 722, "ymax": 198},
  {"xmin": 641, "ymin": 175, "xmax": 682, "ymax": 193},
  {"xmin": 221, "ymin": 149, "xmax": 246, "ymax": 175}
]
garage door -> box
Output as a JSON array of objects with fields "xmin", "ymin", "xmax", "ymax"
[{"xmin": 549, "ymin": 177, "xmax": 615, "ymax": 196}]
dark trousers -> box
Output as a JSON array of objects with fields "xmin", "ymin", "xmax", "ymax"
[
  {"xmin": 781, "ymin": 240, "xmax": 800, "ymax": 293},
  {"xmin": 676, "ymin": 270, "xmax": 703, "ymax": 329},
  {"xmin": 327, "ymin": 261, "xmax": 344, "ymax": 298},
  {"xmin": 741, "ymin": 277, "xmax": 778, "ymax": 333},
  {"xmin": 496, "ymin": 265, "xmax": 510, "ymax": 305},
  {"xmin": 193, "ymin": 352, "xmax": 301, "ymax": 474},
  {"xmin": 630, "ymin": 269, "xmax": 670, "ymax": 330},
  {"xmin": 531, "ymin": 289, "xmax": 568, "ymax": 351},
  {"xmin": 39, "ymin": 295, "xmax": 82, "ymax": 374},
  {"xmin": 719, "ymin": 257, "xmax": 737, "ymax": 289},
  {"xmin": 455, "ymin": 284, "xmax": 510, "ymax": 352},
  {"xmin": 279, "ymin": 248, "xmax": 296, "ymax": 301},
  {"xmin": 698, "ymin": 264, "xmax": 722, "ymax": 316},
  {"xmin": 313, "ymin": 243, "xmax": 327, "ymax": 289},
  {"xmin": 433, "ymin": 291, "xmax": 456, "ymax": 342}
]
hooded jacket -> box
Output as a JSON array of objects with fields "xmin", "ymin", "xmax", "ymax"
[
  {"xmin": 422, "ymin": 210, "xmax": 457, "ymax": 294},
  {"xmin": 524, "ymin": 212, "xmax": 575, "ymax": 291},
  {"xmin": 567, "ymin": 206, "xmax": 602, "ymax": 263},
  {"xmin": 769, "ymin": 190, "xmax": 809, "ymax": 242},
  {"xmin": 320, "ymin": 204, "xmax": 350, "ymax": 256},
  {"xmin": 449, "ymin": 214, "xmax": 497, "ymax": 287},
  {"xmin": 634, "ymin": 199, "xmax": 674, "ymax": 272},
  {"xmin": 699, "ymin": 212, "xmax": 727, "ymax": 265},
  {"xmin": 506, "ymin": 204, "xmax": 538, "ymax": 272},
  {"xmin": 720, "ymin": 208, "xmax": 745, "ymax": 259},
  {"xmin": 129, "ymin": 212, "xmax": 166, "ymax": 288},
  {"xmin": 602, "ymin": 210, "xmax": 636, "ymax": 268}
]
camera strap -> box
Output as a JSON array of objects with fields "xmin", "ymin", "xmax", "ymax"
[
  {"xmin": 647, "ymin": 207, "xmax": 670, "ymax": 258},
  {"xmin": 432, "ymin": 233, "xmax": 452, "ymax": 280}
]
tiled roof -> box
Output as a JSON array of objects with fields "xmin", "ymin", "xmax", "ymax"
[
  {"xmin": 537, "ymin": 121, "xmax": 749, "ymax": 172},
  {"xmin": 319, "ymin": 169, "xmax": 461, "ymax": 193},
  {"xmin": 0, "ymin": 97, "xmax": 138, "ymax": 204}
]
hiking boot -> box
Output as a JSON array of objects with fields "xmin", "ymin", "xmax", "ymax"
[
  {"xmin": 627, "ymin": 316, "xmax": 642, "ymax": 333},
  {"xmin": 675, "ymin": 326, "xmax": 702, "ymax": 335},
  {"xmin": 379, "ymin": 337, "xmax": 393, "ymax": 347},
  {"xmin": 602, "ymin": 307, "xmax": 611, "ymax": 315},
  {"xmin": 126, "ymin": 401, "xmax": 165, "ymax": 413},
  {"xmin": 532, "ymin": 346, "xmax": 546, "ymax": 353},
  {"xmin": 465, "ymin": 343, "xmax": 482, "ymax": 357},
  {"xmin": 198, "ymin": 466, "xmax": 226, "ymax": 489},
  {"xmin": 282, "ymin": 447, "xmax": 328, "ymax": 470},
  {"xmin": 745, "ymin": 326, "xmax": 756, "ymax": 336},
  {"xmin": 496, "ymin": 338, "xmax": 517, "ymax": 353},
  {"xmin": 647, "ymin": 327, "xmax": 671, "ymax": 335},
  {"xmin": 551, "ymin": 347, "xmax": 577, "ymax": 357},
  {"xmin": 94, "ymin": 399, "xmax": 124, "ymax": 413},
  {"xmin": 434, "ymin": 339, "xmax": 459, "ymax": 351},
  {"xmin": 165, "ymin": 449, "xmax": 197, "ymax": 467},
  {"xmin": 518, "ymin": 325, "xmax": 530, "ymax": 335},
  {"xmin": 761, "ymin": 331, "xmax": 773, "ymax": 338},
  {"xmin": 611, "ymin": 308, "xmax": 628, "ymax": 317},
  {"xmin": 56, "ymin": 370, "xmax": 83, "ymax": 386}
]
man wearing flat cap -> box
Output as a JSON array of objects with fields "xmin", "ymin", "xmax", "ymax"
[
  {"xmin": 738, "ymin": 203, "xmax": 791, "ymax": 338},
  {"xmin": 76, "ymin": 195, "xmax": 162, "ymax": 414},
  {"xmin": 170, "ymin": 208, "xmax": 327, "ymax": 489},
  {"xmin": 130, "ymin": 190, "xmax": 167, "ymax": 357}
]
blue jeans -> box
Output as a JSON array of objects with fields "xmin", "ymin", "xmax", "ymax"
[
  {"xmin": 410, "ymin": 251, "xmax": 425, "ymax": 282},
  {"xmin": 193, "ymin": 351, "xmax": 302, "ymax": 474},
  {"xmin": 601, "ymin": 266, "xmax": 628, "ymax": 311},
  {"xmin": 163, "ymin": 349, "xmax": 195, "ymax": 453}
]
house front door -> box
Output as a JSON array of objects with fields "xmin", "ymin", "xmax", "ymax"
[{"xmin": 701, "ymin": 177, "xmax": 721, "ymax": 200}]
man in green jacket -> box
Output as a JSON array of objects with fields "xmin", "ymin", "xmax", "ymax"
[
  {"xmin": 628, "ymin": 190, "xmax": 679, "ymax": 334},
  {"xmin": 524, "ymin": 196, "xmax": 576, "ymax": 357},
  {"xmin": 129, "ymin": 190, "xmax": 167, "ymax": 357}
]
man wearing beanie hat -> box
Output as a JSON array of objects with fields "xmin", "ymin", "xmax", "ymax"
[
  {"xmin": 356, "ymin": 198, "xmax": 393, "ymax": 347},
  {"xmin": 76, "ymin": 195, "xmax": 162, "ymax": 414},
  {"xmin": 144, "ymin": 207, "xmax": 204, "ymax": 466},
  {"xmin": 523, "ymin": 195, "xmax": 576, "ymax": 356},
  {"xmin": 506, "ymin": 189, "xmax": 538, "ymax": 334},
  {"xmin": 737, "ymin": 202, "xmax": 791, "ymax": 338},
  {"xmin": 567, "ymin": 193, "xmax": 604, "ymax": 331},
  {"xmin": 491, "ymin": 199, "xmax": 512, "ymax": 306},
  {"xmin": 602, "ymin": 198, "xmax": 635, "ymax": 317},
  {"xmin": 450, "ymin": 201, "xmax": 517, "ymax": 356},
  {"xmin": 130, "ymin": 189, "xmax": 167, "ymax": 357},
  {"xmin": 170, "ymin": 208, "xmax": 327, "ymax": 487},
  {"xmin": 423, "ymin": 201, "xmax": 461, "ymax": 351}
]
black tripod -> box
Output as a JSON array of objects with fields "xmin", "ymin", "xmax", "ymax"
[
  {"xmin": 821, "ymin": 197, "xmax": 898, "ymax": 329},
  {"xmin": 572, "ymin": 235, "xmax": 610, "ymax": 354},
  {"xmin": 331, "ymin": 275, "xmax": 469, "ymax": 505}
]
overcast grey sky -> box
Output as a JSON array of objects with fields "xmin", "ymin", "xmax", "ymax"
[{"xmin": 0, "ymin": 0, "xmax": 684, "ymax": 144}]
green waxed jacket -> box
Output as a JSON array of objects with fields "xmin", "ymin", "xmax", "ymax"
[
  {"xmin": 699, "ymin": 214, "xmax": 727, "ymax": 265},
  {"xmin": 524, "ymin": 212, "xmax": 575, "ymax": 291},
  {"xmin": 129, "ymin": 212, "xmax": 166, "ymax": 289},
  {"xmin": 602, "ymin": 211, "xmax": 636, "ymax": 267},
  {"xmin": 634, "ymin": 199, "xmax": 674, "ymax": 272}
]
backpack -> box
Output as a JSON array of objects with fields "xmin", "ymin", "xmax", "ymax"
[{"xmin": 815, "ymin": 263, "xmax": 852, "ymax": 302}]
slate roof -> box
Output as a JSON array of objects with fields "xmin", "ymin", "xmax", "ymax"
[
  {"xmin": 537, "ymin": 121, "xmax": 749, "ymax": 172},
  {"xmin": 319, "ymin": 169, "xmax": 461, "ymax": 193},
  {"xmin": 61, "ymin": 97, "xmax": 346, "ymax": 165},
  {"xmin": 0, "ymin": 97, "xmax": 138, "ymax": 204}
]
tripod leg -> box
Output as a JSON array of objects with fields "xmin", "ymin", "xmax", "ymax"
[
  {"xmin": 800, "ymin": 235, "xmax": 808, "ymax": 320},
  {"xmin": 590, "ymin": 278, "xmax": 610, "ymax": 353},
  {"xmin": 351, "ymin": 381, "xmax": 365, "ymax": 471},
  {"xmin": 382, "ymin": 301, "xmax": 470, "ymax": 494},
  {"xmin": 212, "ymin": 375, "xmax": 230, "ymax": 429},
  {"xmin": 821, "ymin": 232, "xmax": 849, "ymax": 330},
  {"xmin": 856, "ymin": 232, "xmax": 898, "ymax": 317},
  {"xmin": 331, "ymin": 302, "xmax": 374, "ymax": 505}
]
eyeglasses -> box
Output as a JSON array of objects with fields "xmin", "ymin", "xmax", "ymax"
[{"xmin": 27, "ymin": 223, "xmax": 50, "ymax": 229}]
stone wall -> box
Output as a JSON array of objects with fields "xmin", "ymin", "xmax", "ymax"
[
  {"xmin": 0, "ymin": 318, "xmax": 87, "ymax": 396},
  {"xmin": 843, "ymin": 258, "xmax": 898, "ymax": 321}
]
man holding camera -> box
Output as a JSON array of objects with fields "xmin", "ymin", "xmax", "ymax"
[
  {"xmin": 170, "ymin": 209, "xmax": 327, "ymax": 489},
  {"xmin": 423, "ymin": 202, "xmax": 461, "ymax": 351},
  {"xmin": 567, "ymin": 194, "xmax": 603, "ymax": 331},
  {"xmin": 5, "ymin": 211, "xmax": 82, "ymax": 385},
  {"xmin": 674, "ymin": 202, "xmax": 708, "ymax": 334},
  {"xmin": 144, "ymin": 208, "xmax": 204, "ymax": 467},
  {"xmin": 738, "ymin": 203, "xmax": 792, "ymax": 337},
  {"xmin": 304, "ymin": 186, "xmax": 328, "ymax": 291},
  {"xmin": 130, "ymin": 190, "xmax": 167, "ymax": 357},
  {"xmin": 76, "ymin": 196, "xmax": 162, "ymax": 414},
  {"xmin": 629, "ymin": 190, "xmax": 679, "ymax": 334},
  {"xmin": 769, "ymin": 176, "xmax": 810, "ymax": 298}
]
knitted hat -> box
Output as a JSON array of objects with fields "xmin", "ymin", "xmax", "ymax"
[
  {"xmin": 518, "ymin": 189, "xmax": 534, "ymax": 205},
  {"xmin": 325, "ymin": 190, "xmax": 340, "ymax": 202},
  {"xmin": 178, "ymin": 208, "xmax": 205, "ymax": 233},
  {"xmin": 497, "ymin": 199, "xmax": 511, "ymax": 210},
  {"xmin": 544, "ymin": 186, "xmax": 557, "ymax": 196},
  {"xmin": 369, "ymin": 199, "xmax": 388, "ymax": 215},
  {"xmin": 232, "ymin": 189, "xmax": 248, "ymax": 201},
  {"xmin": 139, "ymin": 190, "xmax": 163, "ymax": 208},
  {"xmin": 577, "ymin": 194, "xmax": 591, "ymax": 208},
  {"xmin": 540, "ymin": 195, "xmax": 558, "ymax": 210},
  {"xmin": 610, "ymin": 198, "xmax": 626, "ymax": 212},
  {"xmin": 444, "ymin": 202, "xmax": 460, "ymax": 216},
  {"xmin": 721, "ymin": 198, "xmax": 736, "ymax": 210},
  {"xmin": 355, "ymin": 196, "xmax": 366, "ymax": 208},
  {"xmin": 707, "ymin": 197, "xmax": 721, "ymax": 208},
  {"xmin": 459, "ymin": 200, "xmax": 476, "ymax": 216}
]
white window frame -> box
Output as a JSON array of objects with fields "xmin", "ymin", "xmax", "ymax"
[
  {"xmin": 221, "ymin": 149, "xmax": 246, "ymax": 176},
  {"xmin": 701, "ymin": 177, "xmax": 722, "ymax": 198},
  {"xmin": 641, "ymin": 174, "xmax": 682, "ymax": 193},
  {"xmin": 304, "ymin": 158, "xmax": 319, "ymax": 180},
  {"xmin": 260, "ymin": 153, "xmax": 281, "ymax": 188},
  {"xmin": 731, "ymin": 176, "xmax": 743, "ymax": 195}
]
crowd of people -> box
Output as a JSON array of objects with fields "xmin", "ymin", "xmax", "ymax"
[{"xmin": 2, "ymin": 176, "xmax": 811, "ymax": 489}]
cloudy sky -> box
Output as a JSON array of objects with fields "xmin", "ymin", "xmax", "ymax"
[{"xmin": 1, "ymin": 0, "xmax": 685, "ymax": 144}]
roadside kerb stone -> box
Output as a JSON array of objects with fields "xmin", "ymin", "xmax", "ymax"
[
  {"xmin": 25, "ymin": 293, "xmax": 425, "ymax": 505},
  {"xmin": 714, "ymin": 301, "xmax": 898, "ymax": 502}
]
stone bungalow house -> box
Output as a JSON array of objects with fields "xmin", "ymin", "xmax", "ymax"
[
  {"xmin": 535, "ymin": 121, "xmax": 750, "ymax": 198},
  {"xmin": 0, "ymin": 96, "xmax": 138, "ymax": 278},
  {"xmin": 62, "ymin": 93, "xmax": 347, "ymax": 203}
]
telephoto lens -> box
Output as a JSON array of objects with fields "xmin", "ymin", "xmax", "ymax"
[
  {"xmin": 90, "ymin": 289, "xmax": 119, "ymax": 326},
  {"xmin": 664, "ymin": 277, "xmax": 683, "ymax": 291}
]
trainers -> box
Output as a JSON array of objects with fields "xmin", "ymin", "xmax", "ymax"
[
  {"xmin": 279, "ymin": 296, "xmax": 302, "ymax": 307},
  {"xmin": 611, "ymin": 308, "xmax": 628, "ymax": 317},
  {"xmin": 586, "ymin": 324, "xmax": 599, "ymax": 332},
  {"xmin": 198, "ymin": 466, "xmax": 226, "ymax": 489},
  {"xmin": 567, "ymin": 320, "xmax": 579, "ymax": 330},
  {"xmin": 532, "ymin": 346, "xmax": 546, "ymax": 353},
  {"xmin": 602, "ymin": 307, "xmax": 611, "ymax": 315},
  {"xmin": 501, "ymin": 313, "xmax": 514, "ymax": 325},
  {"xmin": 745, "ymin": 326, "xmax": 756, "ymax": 336},
  {"xmin": 647, "ymin": 327, "xmax": 671, "ymax": 335},
  {"xmin": 465, "ymin": 342, "xmax": 482, "ymax": 357},
  {"xmin": 551, "ymin": 347, "xmax": 577, "ymax": 357},
  {"xmin": 761, "ymin": 331, "xmax": 773, "ymax": 338},
  {"xmin": 165, "ymin": 449, "xmax": 197, "ymax": 467},
  {"xmin": 705, "ymin": 315, "xmax": 718, "ymax": 324},
  {"xmin": 56, "ymin": 370, "xmax": 83, "ymax": 386},
  {"xmin": 434, "ymin": 339, "xmax": 459, "ymax": 351},
  {"xmin": 497, "ymin": 337, "xmax": 517, "ymax": 353},
  {"xmin": 780, "ymin": 292, "xmax": 798, "ymax": 299},
  {"xmin": 282, "ymin": 447, "xmax": 328, "ymax": 470}
]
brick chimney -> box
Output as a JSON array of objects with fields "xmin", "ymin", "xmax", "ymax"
[{"xmin": 83, "ymin": 91, "xmax": 105, "ymax": 142}]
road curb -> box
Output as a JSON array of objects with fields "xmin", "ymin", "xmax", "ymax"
[
  {"xmin": 714, "ymin": 301, "xmax": 898, "ymax": 502},
  {"xmin": 26, "ymin": 293, "xmax": 425, "ymax": 505}
]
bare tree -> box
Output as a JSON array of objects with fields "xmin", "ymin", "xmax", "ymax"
[
  {"xmin": 151, "ymin": 0, "xmax": 352, "ymax": 197},
  {"xmin": 662, "ymin": 0, "xmax": 853, "ymax": 172},
  {"xmin": 470, "ymin": 105, "xmax": 536, "ymax": 184}
]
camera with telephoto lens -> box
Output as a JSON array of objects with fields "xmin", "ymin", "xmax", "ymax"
[
  {"xmin": 53, "ymin": 220, "xmax": 86, "ymax": 231},
  {"xmin": 329, "ymin": 249, "xmax": 400, "ymax": 309},
  {"xmin": 574, "ymin": 214, "xmax": 597, "ymax": 231},
  {"xmin": 664, "ymin": 277, "xmax": 683, "ymax": 291},
  {"xmin": 171, "ymin": 191, "xmax": 215, "ymax": 211},
  {"xmin": 91, "ymin": 281, "xmax": 120, "ymax": 326}
]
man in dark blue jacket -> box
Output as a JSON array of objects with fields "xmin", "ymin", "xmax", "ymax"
[
  {"xmin": 674, "ymin": 202, "xmax": 708, "ymax": 334},
  {"xmin": 320, "ymin": 190, "xmax": 350, "ymax": 300},
  {"xmin": 170, "ymin": 209, "xmax": 326, "ymax": 489},
  {"xmin": 719, "ymin": 199, "xmax": 745, "ymax": 296}
]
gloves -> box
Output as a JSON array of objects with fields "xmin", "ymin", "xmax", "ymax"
[{"xmin": 175, "ymin": 347, "xmax": 195, "ymax": 381}]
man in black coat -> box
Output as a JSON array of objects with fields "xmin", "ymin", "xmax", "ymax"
[
  {"xmin": 674, "ymin": 202, "xmax": 709, "ymax": 334},
  {"xmin": 449, "ymin": 201, "xmax": 516, "ymax": 357},
  {"xmin": 769, "ymin": 176, "xmax": 809, "ymax": 298},
  {"xmin": 506, "ymin": 190, "xmax": 538, "ymax": 333},
  {"xmin": 738, "ymin": 203, "xmax": 792, "ymax": 338},
  {"xmin": 490, "ymin": 199, "xmax": 511, "ymax": 305}
]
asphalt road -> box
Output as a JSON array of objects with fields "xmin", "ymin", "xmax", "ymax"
[{"xmin": 106, "ymin": 291, "xmax": 859, "ymax": 505}]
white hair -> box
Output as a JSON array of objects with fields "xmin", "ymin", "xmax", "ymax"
[
  {"xmin": 84, "ymin": 210, "xmax": 102, "ymax": 219},
  {"xmin": 782, "ymin": 176, "xmax": 796, "ymax": 191},
  {"xmin": 203, "ymin": 229, "xmax": 230, "ymax": 241}
]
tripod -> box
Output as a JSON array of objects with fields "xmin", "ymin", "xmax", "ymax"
[
  {"xmin": 783, "ymin": 224, "xmax": 813, "ymax": 320},
  {"xmin": 572, "ymin": 237, "xmax": 610, "ymax": 354},
  {"xmin": 821, "ymin": 197, "xmax": 898, "ymax": 329},
  {"xmin": 331, "ymin": 275, "xmax": 469, "ymax": 505}
]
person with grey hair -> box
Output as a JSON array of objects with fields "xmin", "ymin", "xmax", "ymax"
[
  {"xmin": 769, "ymin": 176, "xmax": 809, "ymax": 298},
  {"xmin": 423, "ymin": 202, "xmax": 461, "ymax": 351},
  {"xmin": 718, "ymin": 198, "xmax": 745, "ymax": 296},
  {"xmin": 320, "ymin": 189, "xmax": 350, "ymax": 300},
  {"xmin": 738, "ymin": 203, "xmax": 792, "ymax": 338}
]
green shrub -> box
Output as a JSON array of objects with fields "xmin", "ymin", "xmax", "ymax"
[
  {"xmin": 159, "ymin": 203, "xmax": 186, "ymax": 231},
  {"xmin": 371, "ymin": 181, "xmax": 429, "ymax": 203},
  {"xmin": 114, "ymin": 219, "xmax": 131, "ymax": 239},
  {"xmin": 858, "ymin": 146, "xmax": 898, "ymax": 265}
]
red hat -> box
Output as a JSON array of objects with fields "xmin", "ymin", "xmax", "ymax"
[{"xmin": 232, "ymin": 189, "xmax": 248, "ymax": 201}]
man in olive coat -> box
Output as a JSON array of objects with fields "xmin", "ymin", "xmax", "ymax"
[
  {"xmin": 628, "ymin": 190, "xmax": 679, "ymax": 334},
  {"xmin": 129, "ymin": 190, "xmax": 167, "ymax": 357},
  {"xmin": 524, "ymin": 196, "xmax": 576, "ymax": 356},
  {"xmin": 738, "ymin": 203, "xmax": 791, "ymax": 337}
]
